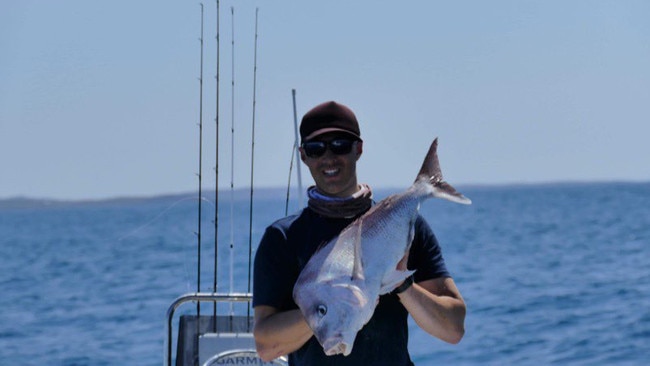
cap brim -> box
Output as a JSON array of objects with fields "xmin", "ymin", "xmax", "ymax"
[{"xmin": 304, "ymin": 127, "xmax": 361, "ymax": 142}]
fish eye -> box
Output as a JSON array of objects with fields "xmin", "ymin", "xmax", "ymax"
[{"xmin": 316, "ymin": 304, "xmax": 327, "ymax": 317}]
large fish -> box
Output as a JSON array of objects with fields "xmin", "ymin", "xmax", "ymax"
[{"xmin": 292, "ymin": 138, "xmax": 471, "ymax": 356}]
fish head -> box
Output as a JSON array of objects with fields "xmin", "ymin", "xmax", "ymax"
[{"xmin": 294, "ymin": 279, "xmax": 372, "ymax": 356}]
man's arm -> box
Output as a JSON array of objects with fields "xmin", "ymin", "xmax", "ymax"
[
  {"xmin": 396, "ymin": 277, "xmax": 466, "ymax": 344},
  {"xmin": 253, "ymin": 305, "xmax": 314, "ymax": 362}
]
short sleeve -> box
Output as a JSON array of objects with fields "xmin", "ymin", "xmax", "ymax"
[
  {"xmin": 408, "ymin": 215, "xmax": 450, "ymax": 282},
  {"xmin": 252, "ymin": 224, "xmax": 300, "ymax": 309}
]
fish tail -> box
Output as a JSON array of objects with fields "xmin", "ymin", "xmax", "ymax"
[{"xmin": 414, "ymin": 138, "xmax": 472, "ymax": 205}]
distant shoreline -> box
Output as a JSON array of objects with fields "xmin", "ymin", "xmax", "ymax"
[{"xmin": 2, "ymin": 181, "xmax": 648, "ymax": 210}]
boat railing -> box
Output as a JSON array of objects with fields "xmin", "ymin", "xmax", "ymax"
[{"xmin": 166, "ymin": 292, "xmax": 286, "ymax": 366}]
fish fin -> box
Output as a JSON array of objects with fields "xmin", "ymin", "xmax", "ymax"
[
  {"xmin": 414, "ymin": 138, "xmax": 442, "ymax": 185},
  {"xmin": 395, "ymin": 253, "xmax": 408, "ymax": 271},
  {"xmin": 414, "ymin": 138, "xmax": 471, "ymax": 205},
  {"xmin": 380, "ymin": 270, "xmax": 416, "ymax": 294},
  {"xmin": 396, "ymin": 218, "xmax": 416, "ymax": 271},
  {"xmin": 381, "ymin": 215, "xmax": 417, "ymax": 293},
  {"xmin": 332, "ymin": 283, "xmax": 368, "ymax": 307},
  {"xmin": 351, "ymin": 220, "xmax": 365, "ymax": 281},
  {"xmin": 432, "ymin": 181, "xmax": 472, "ymax": 205}
]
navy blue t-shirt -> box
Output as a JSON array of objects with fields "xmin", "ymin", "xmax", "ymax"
[{"xmin": 253, "ymin": 207, "xmax": 450, "ymax": 366}]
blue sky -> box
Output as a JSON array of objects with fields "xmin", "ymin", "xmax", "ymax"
[{"xmin": 1, "ymin": 1, "xmax": 649, "ymax": 200}]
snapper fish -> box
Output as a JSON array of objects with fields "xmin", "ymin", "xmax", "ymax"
[{"xmin": 292, "ymin": 138, "xmax": 471, "ymax": 356}]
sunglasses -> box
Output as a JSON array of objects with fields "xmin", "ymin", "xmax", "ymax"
[{"xmin": 302, "ymin": 139, "xmax": 356, "ymax": 158}]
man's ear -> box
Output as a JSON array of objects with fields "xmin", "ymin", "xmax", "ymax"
[
  {"xmin": 355, "ymin": 141, "xmax": 363, "ymax": 159},
  {"xmin": 299, "ymin": 147, "xmax": 307, "ymax": 162}
]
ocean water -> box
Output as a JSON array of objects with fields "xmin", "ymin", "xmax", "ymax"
[{"xmin": 1, "ymin": 182, "xmax": 649, "ymax": 365}]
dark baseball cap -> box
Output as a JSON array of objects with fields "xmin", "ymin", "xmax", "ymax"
[{"xmin": 300, "ymin": 101, "xmax": 361, "ymax": 142}]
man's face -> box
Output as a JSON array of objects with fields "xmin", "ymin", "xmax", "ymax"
[{"xmin": 300, "ymin": 133, "xmax": 363, "ymax": 198}]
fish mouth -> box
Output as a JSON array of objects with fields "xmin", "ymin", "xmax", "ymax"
[{"xmin": 323, "ymin": 338, "xmax": 352, "ymax": 356}]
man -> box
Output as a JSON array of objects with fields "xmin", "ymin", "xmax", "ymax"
[{"xmin": 253, "ymin": 101, "xmax": 466, "ymax": 365}]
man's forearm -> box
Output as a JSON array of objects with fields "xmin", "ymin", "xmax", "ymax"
[
  {"xmin": 397, "ymin": 278, "xmax": 466, "ymax": 344},
  {"xmin": 254, "ymin": 308, "xmax": 313, "ymax": 361}
]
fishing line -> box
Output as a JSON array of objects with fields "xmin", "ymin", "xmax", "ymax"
[
  {"xmin": 187, "ymin": 198, "xmax": 218, "ymax": 311},
  {"xmin": 111, "ymin": 195, "xmax": 215, "ymax": 305},
  {"xmin": 115, "ymin": 196, "xmax": 212, "ymax": 242}
]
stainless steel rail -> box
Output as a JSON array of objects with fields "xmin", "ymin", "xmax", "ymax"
[{"xmin": 164, "ymin": 292, "xmax": 253, "ymax": 366}]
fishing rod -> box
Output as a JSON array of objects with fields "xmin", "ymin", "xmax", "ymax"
[
  {"xmin": 228, "ymin": 5, "xmax": 235, "ymax": 317},
  {"xmin": 292, "ymin": 89, "xmax": 303, "ymax": 208},
  {"xmin": 212, "ymin": 0, "xmax": 221, "ymax": 332},
  {"xmin": 247, "ymin": 7, "xmax": 259, "ymax": 323},
  {"xmin": 196, "ymin": 2, "xmax": 205, "ymax": 318},
  {"xmin": 285, "ymin": 142, "xmax": 295, "ymax": 216},
  {"xmin": 285, "ymin": 89, "xmax": 303, "ymax": 216}
]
